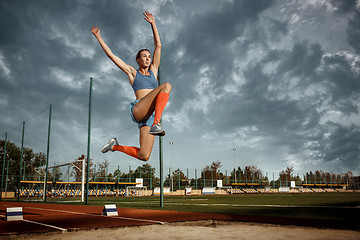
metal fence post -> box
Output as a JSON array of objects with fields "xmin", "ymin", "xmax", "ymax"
[
  {"xmin": 85, "ymin": 78, "xmax": 93, "ymax": 204},
  {"xmin": 17, "ymin": 121, "xmax": 25, "ymax": 201},
  {"xmin": 1, "ymin": 132, "xmax": 7, "ymax": 200}
]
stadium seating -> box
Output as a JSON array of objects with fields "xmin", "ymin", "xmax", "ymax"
[
  {"xmin": 227, "ymin": 188, "xmax": 266, "ymax": 194},
  {"xmin": 324, "ymin": 188, "xmax": 336, "ymax": 192},
  {"xmin": 313, "ymin": 188, "xmax": 325, "ymax": 193},
  {"xmin": 256, "ymin": 188, "xmax": 268, "ymax": 193},
  {"xmin": 243, "ymin": 188, "xmax": 258, "ymax": 194},
  {"xmin": 18, "ymin": 188, "xmax": 131, "ymax": 198},
  {"xmin": 299, "ymin": 188, "xmax": 314, "ymax": 193},
  {"xmin": 227, "ymin": 188, "xmax": 244, "ymax": 194},
  {"xmin": 18, "ymin": 186, "xmax": 350, "ymax": 198}
]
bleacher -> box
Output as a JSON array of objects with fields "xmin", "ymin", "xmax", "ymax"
[
  {"xmin": 324, "ymin": 188, "xmax": 336, "ymax": 192},
  {"xmin": 227, "ymin": 188, "xmax": 269, "ymax": 194},
  {"xmin": 19, "ymin": 188, "xmax": 130, "ymax": 197},
  {"xmin": 300, "ymin": 187, "xmax": 350, "ymax": 193},
  {"xmin": 19, "ymin": 189, "xmax": 43, "ymax": 197},
  {"xmin": 243, "ymin": 188, "xmax": 258, "ymax": 194},
  {"xmin": 313, "ymin": 188, "xmax": 325, "ymax": 193},
  {"xmin": 227, "ymin": 188, "xmax": 244, "ymax": 194},
  {"xmin": 19, "ymin": 186, "xmax": 352, "ymax": 197},
  {"xmin": 300, "ymin": 188, "xmax": 314, "ymax": 193},
  {"xmin": 256, "ymin": 188, "xmax": 268, "ymax": 193}
]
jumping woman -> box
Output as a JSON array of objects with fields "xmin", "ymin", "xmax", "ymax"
[{"xmin": 91, "ymin": 11, "xmax": 171, "ymax": 161}]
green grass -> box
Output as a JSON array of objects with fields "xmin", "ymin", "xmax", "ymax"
[{"xmin": 33, "ymin": 192, "xmax": 360, "ymax": 229}]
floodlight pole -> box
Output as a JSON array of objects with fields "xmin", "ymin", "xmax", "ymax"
[
  {"xmin": 81, "ymin": 158, "xmax": 85, "ymax": 202},
  {"xmin": 233, "ymin": 148, "xmax": 236, "ymax": 183},
  {"xmin": 86, "ymin": 77, "xmax": 93, "ymax": 204},
  {"xmin": 44, "ymin": 105, "xmax": 52, "ymax": 202},
  {"xmin": 169, "ymin": 142, "xmax": 174, "ymax": 191}
]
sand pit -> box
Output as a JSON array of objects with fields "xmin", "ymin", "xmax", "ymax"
[{"xmin": 2, "ymin": 221, "xmax": 359, "ymax": 240}]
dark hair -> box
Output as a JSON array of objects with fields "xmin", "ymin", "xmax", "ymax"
[{"xmin": 136, "ymin": 49, "xmax": 151, "ymax": 59}]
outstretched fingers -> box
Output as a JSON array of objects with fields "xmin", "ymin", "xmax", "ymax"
[
  {"xmin": 143, "ymin": 11, "xmax": 155, "ymax": 24},
  {"xmin": 91, "ymin": 26, "xmax": 101, "ymax": 36}
]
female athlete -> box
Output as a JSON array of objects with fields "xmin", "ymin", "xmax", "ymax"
[{"xmin": 91, "ymin": 11, "xmax": 171, "ymax": 161}]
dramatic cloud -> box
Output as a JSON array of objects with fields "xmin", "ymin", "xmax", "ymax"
[{"xmin": 0, "ymin": 0, "xmax": 359, "ymax": 176}]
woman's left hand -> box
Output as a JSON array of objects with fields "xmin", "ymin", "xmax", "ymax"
[{"xmin": 143, "ymin": 11, "xmax": 155, "ymax": 24}]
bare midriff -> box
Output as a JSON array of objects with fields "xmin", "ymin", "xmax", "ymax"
[{"xmin": 135, "ymin": 89, "xmax": 153, "ymax": 100}]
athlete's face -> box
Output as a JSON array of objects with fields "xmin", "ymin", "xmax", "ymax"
[{"xmin": 137, "ymin": 50, "xmax": 151, "ymax": 67}]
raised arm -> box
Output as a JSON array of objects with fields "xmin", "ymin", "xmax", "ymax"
[
  {"xmin": 91, "ymin": 26, "xmax": 136, "ymax": 81},
  {"xmin": 143, "ymin": 12, "xmax": 161, "ymax": 77}
]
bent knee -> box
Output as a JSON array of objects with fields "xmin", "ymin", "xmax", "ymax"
[
  {"xmin": 138, "ymin": 152, "xmax": 150, "ymax": 161},
  {"xmin": 161, "ymin": 82, "xmax": 172, "ymax": 93}
]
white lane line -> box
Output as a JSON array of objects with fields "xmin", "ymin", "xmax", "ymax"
[
  {"xmin": 23, "ymin": 219, "xmax": 67, "ymax": 232},
  {"xmin": 26, "ymin": 207, "xmax": 165, "ymax": 224},
  {"xmin": 26, "ymin": 207, "xmax": 91, "ymax": 216},
  {"xmin": 0, "ymin": 213, "xmax": 67, "ymax": 232},
  {"xmin": 112, "ymin": 216, "xmax": 164, "ymax": 225}
]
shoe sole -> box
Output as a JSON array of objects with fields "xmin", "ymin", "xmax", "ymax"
[
  {"xmin": 101, "ymin": 138, "xmax": 117, "ymax": 153},
  {"xmin": 149, "ymin": 131, "xmax": 165, "ymax": 136},
  {"xmin": 101, "ymin": 145, "xmax": 111, "ymax": 153}
]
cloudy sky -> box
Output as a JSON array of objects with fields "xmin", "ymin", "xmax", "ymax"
[{"xmin": 1, "ymin": 0, "xmax": 359, "ymax": 177}]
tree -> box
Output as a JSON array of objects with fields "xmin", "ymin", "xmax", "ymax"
[
  {"xmin": 71, "ymin": 154, "xmax": 94, "ymax": 182},
  {"xmin": 279, "ymin": 167, "xmax": 294, "ymax": 183},
  {"xmin": 95, "ymin": 159, "xmax": 109, "ymax": 182},
  {"xmin": 230, "ymin": 165, "xmax": 264, "ymax": 184},
  {"xmin": 113, "ymin": 167, "xmax": 122, "ymax": 182},
  {"xmin": 134, "ymin": 163, "xmax": 155, "ymax": 178},
  {"xmin": 134, "ymin": 163, "xmax": 156, "ymax": 188},
  {"xmin": 197, "ymin": 161, "xmax": 223, "ymax": 187},
  {"xmin": 305, "ymin": 171, "xmax": 315, "ymax": 184},
  {"xmin": 1, "ymin": 139, "xmax": 47, "ymax": 190},
  {"xmin": 277, "ymin": 167, "xmax": 302, "ymax": 187},
  {"xmin": 165, "ymin": 168, "xmax": 186, "ymax": 190},
  {"xmin": 47, "ymin": 166, "xmax": 62, "ymax": 183},
  {"xmin": 243, "ymin": 165, "xmax": 263, "ymax": 182},
  {"xmin": 202, "ymin": 161, "xmax": 222, "ymax": 180}
]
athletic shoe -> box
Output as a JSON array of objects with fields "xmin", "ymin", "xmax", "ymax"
[
  {"xmin": 149, "ymin": 123, "xmax": 165, "ymax": 136},
  {"xmin": 101, "ymin": 138, "xmax": 119, "ymax": 153}
]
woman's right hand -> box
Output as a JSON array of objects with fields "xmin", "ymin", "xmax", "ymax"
[{"xmin": 91, "ymin": 26, "xmax": 101, "ymax": 37}]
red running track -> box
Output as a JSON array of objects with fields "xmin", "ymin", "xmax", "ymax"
[
  {"xmin": 0, "ymin": 201, "xmax": 259, "ymax": 236},
  {"xmin": 0, "ymin": 201, "xmax": 350, "ymax": 235}
]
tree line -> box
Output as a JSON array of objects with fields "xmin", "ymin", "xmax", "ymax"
[{"xmin": 0, "ymin": 140, "xmax": 357, "ymax": 191}]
